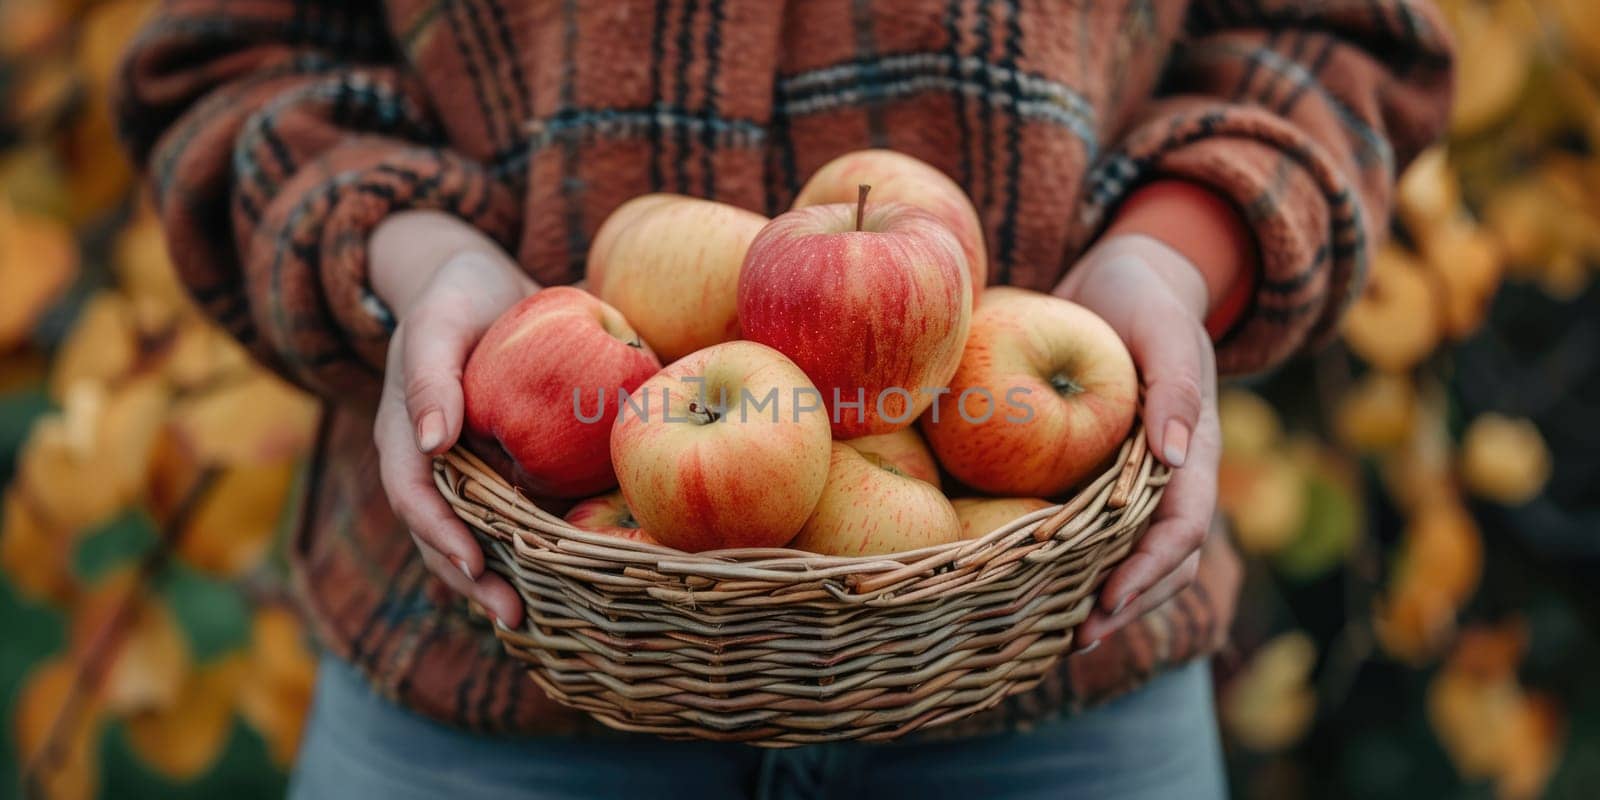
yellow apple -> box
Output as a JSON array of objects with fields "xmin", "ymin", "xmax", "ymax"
[
  {"xmin": 841, "ymin": 427, "xmax": 940, "ymax": 488},
  {"xmin": 587, "ymin": 194, "xmax": 768, "ymax": 362},
  {"xmin": 787, "ymin": 442, "xmax": 961, "ymax": 557},
  {"xmin": 610, "ymin": 341, "xmax": 831, "ymax": 552},
  {"xmin": 950, "ymin": 497, "xmax": 1052, "ymax": 540}
]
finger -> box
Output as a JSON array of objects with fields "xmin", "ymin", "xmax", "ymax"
[
  {"xmin": 1130, "ymin": 314, "xmax": 1210, "ymax": 468},
  {"xmin": 376, "ymin": 350, "xmax": 486, "ymax": 580},
  {"xmin": 414, "ymin": 534, "xmax": 524, "ymax": 628},
  {"xmin": 399, "ymin": 307, "xmax": 477, "ymax": 456},
  {"xmin": 1096, "ymin": 392, "xmax": 1220, "ymax": 614},
  {"xmin": 1077, "ymin": 550, "xmax": 1201, "ymax": 646}
]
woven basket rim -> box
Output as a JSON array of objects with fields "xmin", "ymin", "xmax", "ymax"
[{"xmin": 434, "ymin": 423, "xmax": 1167, "ymax": 582}]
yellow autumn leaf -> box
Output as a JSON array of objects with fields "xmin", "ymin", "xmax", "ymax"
[
  {"xmin": 1218, "ymin": 451, "xmax": 1306, "ymax": 556},
  {"xmin": 1335, "ymin": 371, "xmax": 1417, "ymax": 452},
  {"xmin": 0, "ymin": 197, "xmax": 79, "ymax": 352},
  {"xmin": 1418, "ymin": 219, "xmax": 1503, "ymax": 339},
  {"xmin": 115, "ymin": 207, "xmax": 193, "ymax": 334},
  {"xmin": 0, "ymin": 0, "xmax": 68, "ymax": 60},
  {"xmin": 160, "ymin": 316, "xmax": 254, "ymax": 391},
  {"xmin": 126, "ymin": 653, "xmax": 247, "ymax": 781},
  {"xmin": 13, "ymin": 655, "xmax": 103, "ymax": 800},
  {"xmin": 179, "ymin": 462, "xmax": 298, "ymax": 578},
  {"xmin": 1446, "ymin": 0, "xmax": 1533, "ymax": 136},
  {"xmin": 1342, "ymin": 245, "xmax": 1442, "ymax": 372},
  {"xmin": 16, "ymin": 376, "xmax": 169, "ymax": 530},
  {"xmin": 1460, "ymin": 413, "xmax": 1551, "ymax": 505},
  {"xmin": 69, "ymin": 570, "xmax": 192, "ymax": 715},
  {"xmin": 1401, "ymin": 498, "xmax": 1484, "ymax": 607},
  {"xmin": 1395, "ymin": 147, "xmax": 1460, "ymax": 235},
  {"xmin": 48, "ymin": 290, "xmax": 138, "ymax": 400},
  {"xmin": 1428, "ymin": 622, "xmax": 1564, "ymax": 800},
  {"xmin": 1218, "ymin": 388, "xmax": 1283, "ymax": 459},
  {"xmin": 62, "ymin": 102, "xmax": 134, "ymax": 224},
  {"xmin": 170, "ymin": 372, "xmax": 318, "ymax": 466},
  {"xmin": 75, "ymin": 0, "xmax": 155, "ymax": 92},
  {"xmin": 0, "ymin": 143, "xmax": 72, "ymax": 219},
  {"xmin": 1374, "ymin": 582, "xmax": 1458, "ymax": 666},
  {"xmin": 9, "ymin": 56, "xmax": 78, "ymax": 132},
  {"xmin": 1, "ymin": 487, "xmax": 76, "ymax": 605},
  {"xmin": 239, "ymin": 606, "xmax": 316, "ymax": 766},
  {"xmin": 1221, "ymin": 631, "xmax": 1318, "ymax": 752}
]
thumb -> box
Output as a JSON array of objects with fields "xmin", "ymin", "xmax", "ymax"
[
  {"xmin": 1130, "ymin": 313, "xmax": 1210, "ymax": 468},
  {"xmin": 400, "ymin": 306, "xmax": 479, "ymax": 456}
]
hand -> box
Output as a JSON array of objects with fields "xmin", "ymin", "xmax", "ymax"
[
  {"xmin": 1055, "ymin": 234, "xmax": 1222, "ymax": 647},
  {"xmin": 370, "ymin": 211, "xmax": 535, "ymax": 628}
]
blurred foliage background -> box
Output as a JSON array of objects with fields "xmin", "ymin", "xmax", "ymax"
[{"xmin": 0, "ymin": 0, "xmax": 1596, "ymax": 797}]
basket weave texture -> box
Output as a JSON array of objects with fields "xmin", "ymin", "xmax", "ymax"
[{"xmin": 434, "ymin": 425, "xmax": 1168, "ymax": 746}]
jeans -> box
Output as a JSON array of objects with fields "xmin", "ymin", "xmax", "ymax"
[{"xmin": 290, "ymin": 655, "xmax": 1225, "ymax": 800}]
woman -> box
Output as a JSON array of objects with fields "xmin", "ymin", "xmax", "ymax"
[{"xmin": 114, "ymin": 1, "xmax": 1452, "ymax": 797}]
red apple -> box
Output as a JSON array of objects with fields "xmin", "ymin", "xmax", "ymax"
[
  {"xmin": 788, "ymin": 441, "xmax": 961, "ymax": 557},
  {"xmin": 738, "ymin": 192, "xmax": 972, "ymax": 438},
  {"xmin": 922, "ymin": 287, "xmax": 1137, "ymax": 496},
  {"xmin": 587, "ymin": 194, "xmax": 768, "ymax": 362},
  {"xmin": 793, "ymin": 149, "xmax": 987, "ymax": 304},
  {"xmin": 951, "ymin": 497, "xmax": 1053, "ymax": 540},
  {"xmin": 610, "ymin": 341, "xmax": 832, "ymax": 552},
  {"xmin": 564, "ymin": 491, "xmax": 662, "ymax": 546},
  {"xmin": 463, "ymin": 286, "xmax": 661, "ymax": 498},
  {"xmin": 842, "ymin": 427, "xmax": 941, "ymax": 488}
]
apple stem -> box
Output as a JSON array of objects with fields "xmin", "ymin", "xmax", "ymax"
[{"xmin": 856, "ymin": 184, "xmax": 870, "ymax": 232}]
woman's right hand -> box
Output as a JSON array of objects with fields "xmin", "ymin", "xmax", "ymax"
[{"xmin": 370, "ymin": 211, "xmax": 535, "ymax": 628}]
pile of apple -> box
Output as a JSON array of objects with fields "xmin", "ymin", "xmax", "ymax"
[{"xmin": 461, "ymin": 151, "xmax": 1138, "ymax": 557}]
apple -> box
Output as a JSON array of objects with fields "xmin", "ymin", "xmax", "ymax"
[
  {"xmin": 463, "ymin": 286, "xmax": 661, "ymax": 498},
  {"xmin": 787, "ymin": 441, "xmax": 962, "ymax": 557},
  {"xmin": 951, "ymin": 497, "xmax": 1052, "ymax": 540},
  {"xmin": 564, "ymin": 491, "xmax": 662, "ymax": 545},
  {"xmin": 921, "ymin": 287, "xmax": 1137, "ymax": 497},
  {"xmin": 738, "ymin": 191, "xmax": 972, "ymax": 438},
  {"xmin": 588, "ymin": 194, "xmax": 769, "ymax": 362},
  {"xmin": 842, "ymin": 427, "xmax": 940, "ymax": 488},
  {"xmin": 610, "ymin": 341, "xmax": 831, "ymax": 552},
  {"xmin": 793, "ymin": 150, "xmax": 987, "ymax": 303}
]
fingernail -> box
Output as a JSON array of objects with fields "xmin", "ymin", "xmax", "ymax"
[
  {"xmin": 1162, "ymin": 419, "xmax": 1189, "ymax": 467},
  {"xmin": 449, "ymin": 555, "xmax": 476, "ymax": 582},
  {"xmin": 1112, "ymin": 591, "xmax": 1139, "ymax": 616},
  {"xmin": 416, "ymin": 411, "xmax": 445, "ymax": 454},
  {"xmin": 1076, "ymin": 638, "xmax": 1102, "ymax": 656}
]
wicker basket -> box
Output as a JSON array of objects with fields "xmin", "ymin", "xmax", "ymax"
[{"xmin": 433, "ymin": 425, "xmax": 1168, "ymax": 746}]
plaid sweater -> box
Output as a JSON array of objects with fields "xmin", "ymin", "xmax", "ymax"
[{"xmin": 114, "ymin": 0, "xmax": 1451, "ymax": 736}]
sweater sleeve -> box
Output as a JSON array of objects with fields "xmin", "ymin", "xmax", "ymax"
[
  {"xmin": 1081, "ymin": 0, "xmax": 1454, "ymax": 375},
  {"xmin": 113, "ymin": 0, "xmax": 521, "ymax": 403}
]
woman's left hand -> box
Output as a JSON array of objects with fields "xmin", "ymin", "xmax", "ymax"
[{"xmin": 1055, "ymin": 233, "xmax": 1222, "ymax": 647}]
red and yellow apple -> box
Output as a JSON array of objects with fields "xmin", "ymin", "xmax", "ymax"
[
  {"xmin": 587, "ymin": 194, "xmax": 769, "ymax": 362},
  {"xmin": 463, "ymin": 286, "xmax": 661, "ymax": 498},
  {"xmin": 564, "ymin": 491, "xmax": 662, "ymax": 546},
  {"xmin": 610, "ymin": 341, "xmax": 831, "ymax": 552},
  {"xmin": 842, "ymin": 427, "xmax": 940, "ymax": 488},
  {"xmin": 787, "ymin": 441, "xmax": 961, "ymax": 557},
  {"xmin": 951, "ymin": 497, "xmax": 1053, "ymax": 540},
  {"xmin": 922, "ymin": 287, "xmax": 1137, "ymax": 496},
  {"xmin": 738, "ymin": 196, "xmax": 972, "ymax": 438},
  {"xmin": 793, "ymin": 150, "xmax": 987, "ymax": 302}
]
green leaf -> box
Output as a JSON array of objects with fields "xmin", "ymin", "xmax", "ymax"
[
  {"xmin": 1274, "ymin": 472, "xmax": 1361, "ymax": 582},
  {"xmin": 155, "ymin": 564, "xmax": 249, "ymax": 662},
  {"xmin": 101, "ymin": 718, "xmax": 288, "ymax": 799},
  {"xmin": 73, "ymin": 511, "xmax": 158, "ymax": 580}
]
